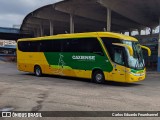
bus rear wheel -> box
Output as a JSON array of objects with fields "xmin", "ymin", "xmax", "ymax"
[
  {"xmin": 34, "ymin": 65, "xmax": 42, "ymax": 77},
  {"xmin": 92, "ymin": 70, "xmax": 105, "ymax": 84}
]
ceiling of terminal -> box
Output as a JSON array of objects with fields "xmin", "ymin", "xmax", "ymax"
[{"xmin": 21, "ymin": 0, "xmax": 160, "ymax": 36}]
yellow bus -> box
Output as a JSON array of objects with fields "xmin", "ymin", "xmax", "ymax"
[{"xmin": 17, "ymin": 32, "xmax": 151, "ymax": 83}]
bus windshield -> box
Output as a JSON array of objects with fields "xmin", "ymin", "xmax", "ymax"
[
  {"xmin": 123, "ymin": 40, "xmax": 145, "ymax": 70},
  {"xmin": 101, "ymin": 37, "xmax": 145, "ymax": 70}
]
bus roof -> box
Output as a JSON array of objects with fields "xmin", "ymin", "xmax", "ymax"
[{"xmin": 18, "ymin": 32, "xmax": 138, "ymax": 41}]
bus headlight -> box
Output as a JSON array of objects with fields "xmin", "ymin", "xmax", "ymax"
[{"xmin": 130, "ymin": 72, "xmax": 145, "ymax": 76}]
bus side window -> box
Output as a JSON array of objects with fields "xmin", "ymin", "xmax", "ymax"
[
  {"xmin": 83, "ymin": 38, "xmax": 103, "ymax": 56},
  {"xmin": 61, "ymin": 39, "xmax": 73, "ymax": 52},
  {"xmin": 38, "ymin": 42, "xmax": 42, "ymax": 52},
  {"xmin": 113, "ymin": 47, "xmax": 125, "ymax": 65},
  {"xmin": 29, "ymin": 41, "xmax": 39, "ymax": 52},
  {"xmin": 19, "ymin": 41, "xmax": 30, "ymax": 52},
  {"xmin": 40, "ymin": 40, "xmax": 61, "ymax": 52},
  {"xmin": 61, "ymin": 38, "xmax": 103, "ymax": 55}
]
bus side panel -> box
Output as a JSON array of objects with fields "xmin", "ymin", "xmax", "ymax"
[
  {"xmin": 17, "ymin": 51, "xmax": 49, "ymax": 73},
  {"xmin": 43, "ymin": 52, "xmax": 113, "ymax": 79},
  {"xmin": 17, "ymin": 50, "xmax": 27, "ymax": 72},
  {"xmin": 56, "ymin": 69, "xmax": 92, "ymax": 79},
  {"xmin": 17, "ymin": 50, "xmax": 92, "ymax": 78},
  {"xmin": 109, "ymin": 64, "xmax": 126, "ymax": 82}
]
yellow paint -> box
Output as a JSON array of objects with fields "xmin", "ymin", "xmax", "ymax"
[
  {"xmin": 125, "ymin": 68, "xmax": 145, "ymax": 83},
  {"xmin": 17, "ymin": 51, "xmax": 48, "ymax": 73},
  {"xmin": 18, "ymin": 32, "xmax": 138, "ymax": 42},
  {"xmin": 140, "ymin": 45, "xmax": 151, "ymax": 56},
  {"xmin": 110, "ymin": 64, "xmax": 126, "ymax": 82},
  {"xmin": 112, "ymin": 43, "xmax": 133, "ymax": 56}
]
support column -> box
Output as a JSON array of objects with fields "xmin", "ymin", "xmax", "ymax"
[
  {"xmin": 138, "ymin": 29, "xmax": 141, "ymax": 35},
  {"xmin": 50, "ymin": 20, "xmax": 54, "ymax": 35},
  {"xmin": 150, "ymin": 28, "xmax": 153, "ymax": 35},
  {"xmin": 33, "ymin": 28, "xmax": 38, "ymax": 37},
  {"xmin": 129, "ymin": 30, "xmax": 132, "ymax": 36},
  {"xmin": 36, "ymin": 28, "xmax": 40, "ymax": 37},
  {"xmin": 107, "ymin": 8, "xmax": 111, "ymax": 32},
  {"xmin": 158, "ymin": 17, "xmax": 160, "ymax": 72},
  {"xmin": 70, "ymin": 13, "xmax": 74, "ymax": 33},
  {"xmin": 40, "ymin": 25, "xmax": 43, "ymax": 36}
]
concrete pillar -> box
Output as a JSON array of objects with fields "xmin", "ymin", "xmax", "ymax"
[
  {"xmin": 40, "ymin": 25, "xmax": 43, "ymax": 36},
  {"xmin": 129, "ymin": 30, "xmax": 132, "ymax": 36},
  {"xmin": 33, "ymin": 28, "xmax": 38, "ymax": 37},
  {"xmin": 50, "ymin": 20, "xmax": 54, "ymax": 35},
  {"xmin": 150, "ymin": 28, "xmax": 153, "ymax": 35},
  {"xmin": 158, "ymin": 17, "xmax": 160, "ymax": 72},
  {"xmin": 38, "ymin": 29, "xmax": 41, "ymax": 37},
  {"xmin": 107, "ymin": 8, "xmax": 111, "ymax": 32},
  {"xmin": 70, "ymin": 13, "xmax": 74, "ymax": 33},
  {"xmin": 138, "ymin": 29, "xmax": 141, "ymax": 35}
]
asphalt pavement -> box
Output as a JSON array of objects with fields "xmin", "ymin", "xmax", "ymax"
[{"xmin": 0, "ymin": 62, "xmax": 160, "ymax": 120}]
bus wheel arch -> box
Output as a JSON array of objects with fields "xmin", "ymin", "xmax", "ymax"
[
  {"xmin": 34, "ymin": 65, "xmax": 42, "ymax": 77},
  {"xmin": 92, "ymin": 69, "xmax": 105, "ymax": 84}
]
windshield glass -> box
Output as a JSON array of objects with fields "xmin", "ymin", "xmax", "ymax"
[
  {"xmin": 123, "ymin": 41, "xmax": 145, "ymax": 70},
  {"xmin": 101, "ymin": 37, "xmax": 125, "ymax": 66},
  {"xmin": 101, "ymin": 37, "xmax": 145, "ymax": 70}
]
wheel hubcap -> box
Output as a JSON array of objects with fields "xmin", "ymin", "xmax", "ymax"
[
  {"xmin": 36, "ymin": 68, "xmax": 40, "ymax": 75},
  {"xmin": 96, "ymin": 74, "xmax": 102, "ymax": 82}
]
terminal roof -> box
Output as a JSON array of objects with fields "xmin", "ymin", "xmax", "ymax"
[{"xmin": 21, "ymin": 0, "xmax": 160, "ymax": 35}]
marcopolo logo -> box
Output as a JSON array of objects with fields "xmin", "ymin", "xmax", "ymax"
[{"xmin": 72, "ymin": 56, "xmax": 95, "ymax": 61}]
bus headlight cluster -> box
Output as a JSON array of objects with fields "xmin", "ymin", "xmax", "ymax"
[{"xmin": 130, "ymin": 72, "xmax": 145, "ymax": 76}]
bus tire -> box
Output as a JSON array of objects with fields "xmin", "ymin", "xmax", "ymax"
[
  {"xmin": 92, "ymin": 70, "xmax": 105, "ymax": 84},
  {"xmin": 34, "ymin": 65, "xmax": 42, "ymax": 77}
]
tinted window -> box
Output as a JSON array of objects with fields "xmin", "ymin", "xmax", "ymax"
[
  {"xmin": 29, "ymin": 41, "xmax": 39, "ymax": 52},
  {"xmin": 62, "ymin": 38, "xmax": 103, "ymax": 55},
  {"xmin": 18, "ymin": 40, "xmax": 62, "ymax": 52},
  {"xmin": 101, "ymin": 37, "xmax": 121, "ymax": 61},
  {"xmin": 18, "ymin": 41, "xmax": 41, "ymax": 52},
  {"xmin": 40, "ymin": 40, "xmax": 61, "ymax": 52},
  {"xmin": 18, "ymin": 38, "xmax": 103, "ymax": 54},
  {"xmin": 40, "ymin": 41, "xmax": 53, "ymax": 52},
  {"xmin": 52, "ymin": 40, "xmax": 62, "ymax": 52},
  {"xmin": 112, "ymin": 46, "xmax": 125, "ymax": 65},
  {"xmin": 18, "ymin": 41, "xmax": 30, "ymax": 52}
]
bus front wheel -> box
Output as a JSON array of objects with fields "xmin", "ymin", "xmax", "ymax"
[
  {"xmin": 34, "ymin": 65, "xmax": 42, "ymax": 77},
  {"xmin": 92, "ymin": 70, "xmax": 105, "ymax": 84}
]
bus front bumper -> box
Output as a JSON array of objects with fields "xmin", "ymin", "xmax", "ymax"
[{"xmin": 126, "ymin": 72, "xmax": 145, "ymax": 83}]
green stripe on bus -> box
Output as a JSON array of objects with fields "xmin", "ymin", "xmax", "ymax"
[
  {"xmin": 51, "ymin": 65, "xmax": 72, "ymax": 70},
  {"xmin": 131, "ymin": 69, "xmax": 144, "ymax": 73},
  {"xmin": 44, "ymin": 52, "xmax": 113, "ymax": 72}
]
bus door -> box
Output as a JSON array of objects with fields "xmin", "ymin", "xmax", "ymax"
[{"xmin": 111, "ymin": 46, "xmax": 126, "ymax": 82}]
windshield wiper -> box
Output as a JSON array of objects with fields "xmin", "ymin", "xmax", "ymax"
[
  {"xmin": 134, "ymin": 49, "xmax": 144, "ymax": 70},
  {"xmin": 133, "ymin": 44, "xmax": 142, "ymax": 69}
]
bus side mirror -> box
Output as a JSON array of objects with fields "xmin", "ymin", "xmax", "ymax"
[
  {"xmin": 112, "ymin": 43, "xmax": 133, "ymax": 56},
  {"xmin": 139, "ymin": 45, "xmax": 151, "ymax": 56}
]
